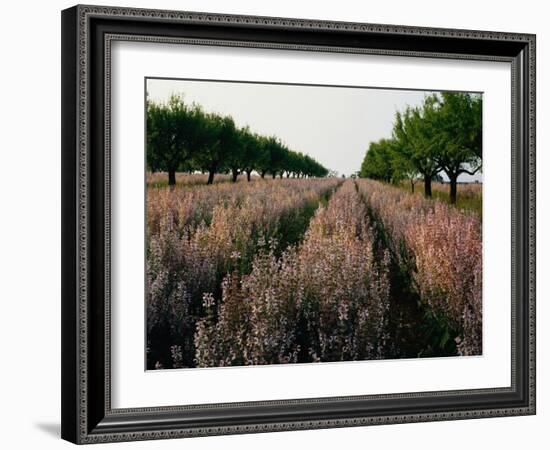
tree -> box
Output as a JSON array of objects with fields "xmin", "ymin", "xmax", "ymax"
[
  {"xmin": 194, "ymin": 114, "xmax": 240, "ymax": 185},
  {"xmin": 255, "ymin": 136, "xmax": 272, "ymax": 178},
  {"xmin": 359, "ymin": 139, "xmax": 394, "ymax": 182},
  {"xmin": 239, "ymin": 128, "xmax": 260, "ymax": 182},
  {"xmin": 358, "ymin": 93, "xmax": 482, "ymax": 202},
  {"xmin": 284, "ymin": 151, "xmax": 299, "ymax": 177},
  {"xmin": 292, "ymin": 152, "xmax": 305, "ymax": 178},
  {"xmin": 146, "ymin": 98, "xmax": 330, "ymax": 185},
  {"xmin": 146, "ymin": 95, "xmax": 194, "ymax": 186},
  {"xmin": 261, "ymin": 136, "xmax": 286, "ymax": 179},
  {"xmin": 225, "ymin": 127, "xmax": 247, "ymax": 182},
  {"xmin": 392, "ymin": 103, "xmax": 440, "ymax": 197},
  {"xmin": 391, "ymin": 147, "xmax": 418, "ymax": 192},
  {"xmin": 431, "ymin": 92, "xmax": 482, "ymax": 203}
]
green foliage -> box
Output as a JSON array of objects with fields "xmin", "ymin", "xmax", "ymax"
[
  {"xmin": 193, "ymin": 114, "xmax": 241, "ymax": 183},
  {"xmin": 146, "ymin": 95, "xmax": 330, "ymax": 184},
  {"xmin": 359, "ymin": 139, "xmax": 394, "ymax": 182},
  {"xmin": 431, "ymin": 93, "xmax": 482, "ymax": 201},
  {"xmin": 146, "ymin": 96, "xmax": 196, "ymax": 184},
  {"xmin": 393, "ymin": 100, "xmax": 440, "ymax": 183},
  {"xmin": 359, "ymin": 92, "xmax": 483, "ymax": 203}
]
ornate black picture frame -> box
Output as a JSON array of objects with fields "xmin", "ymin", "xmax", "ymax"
[{"xmin": 61, "ymin": 4, "xmax": 536, "ymax": 444}]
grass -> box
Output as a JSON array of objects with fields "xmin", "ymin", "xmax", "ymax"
[
  {"xmin": 146, "ymin": 172, "xmax": 236, "ymax": 188},
  {"xmin": 400, "ymin": 181, "xmax": 482, "ymax": 218}
]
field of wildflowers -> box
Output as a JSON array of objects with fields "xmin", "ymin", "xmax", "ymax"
[
  {"xmin": 147, "ymin": 172, "xmax": 238, "ymax": 188},
  {"xmin": 194, "ymin": 181, "xmax": 390, "ymax": 367},
  {"xmin": 147, "ymin": 174, "xmax": 482, "ymax": 369},
  {"xmin": 146, "ymin": 176, "xmax": 341, "ymax": 368},
  {"xmin": 357, "ymin": 179, "xmax": 482, "ymax": 356},
  {"xmin": 399, "ymin": 180, "xmax": 483, "ymax": 217}
]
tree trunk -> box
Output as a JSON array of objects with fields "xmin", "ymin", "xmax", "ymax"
[
  {"xmin": 286, "ymin": 172, "xmax": 290, "ymax": 178},
  {"xmin": 449, "ymin": 175, "xmax": 458, "ymax": 204},
  {"xmin": 261, "ymin": 171, "xmax": 266, "ymax": 179},
  {"xmin": 231, "ymin": 168, "xmax": 239, "ymax": 183},
  {"xmin": 423, "ymin": 175, "xmax": 432, "ymax": 198},
  {"xmin": 207, "ymin": 169, "xmax": 216, "ymax": 185},
  {"xmin": 246, "ymin": 170, "xmax": 251, "ymax": 182},
  {"xmin": 279, "ymin": 172, "xmax": 283, "ymax": 179},
  {"xmin": 410, "ymin": 179, "xmax": 415, "ymax": 193},
  {"xmin": 168, "ymin": 169, "xmax": 176, "ymax": 186},
  {"xmin": 272, "ymin": 173, "xmax": 276, "ymax": 179}
]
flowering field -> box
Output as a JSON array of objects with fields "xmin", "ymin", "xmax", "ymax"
[
  {"xmin": 146, "ymin": 175, "xmax": 482, "ymax": 369},
  {"xmin": 357, "ymin": 179, "xmax": 482, "ymax": 356},
  {"xmin": 399, "ymin": 180, "xmax": 483, "ymax": 217},
  {"xmin": 147, "ymin": 172, "xmax": 233, "ymax": 187},
  {"xmin": 146, "ymin": 176, "xmax": 341, "ymax": 368}
]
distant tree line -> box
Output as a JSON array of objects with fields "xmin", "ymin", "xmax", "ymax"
[
  {"xmin": 147, "ymin": 95, "xmax": 329, "ymax": 185},
  {"xmin": 359, "ymin": 92, "xmax": 482, "ymax": 204}
]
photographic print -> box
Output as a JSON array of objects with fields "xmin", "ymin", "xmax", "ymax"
[
  {"xmin": 145, "ymin": 78, "xmax": 483, "ymax": 370},
  {"xmin": 61, "ymin": 8, "xmax": 536, "ymax": 442}
]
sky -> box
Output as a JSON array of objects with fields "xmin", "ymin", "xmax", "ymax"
[{"xmin": 146, "ymin": 78, "xmax": 481, "ymax": 181}]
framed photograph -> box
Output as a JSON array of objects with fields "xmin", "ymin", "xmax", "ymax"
[{"xmin": 61, "ymin": 4, "xmax": 536, "ymax": 444}]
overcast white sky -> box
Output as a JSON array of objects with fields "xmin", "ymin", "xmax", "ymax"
[{"xmin": 146, "ymin": 78, "xmax": 480, "ymax": 180}]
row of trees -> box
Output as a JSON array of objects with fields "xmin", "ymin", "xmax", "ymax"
[
  {"xmin": 147, "ymin": 95, "xmax": 329, "ymax": 185},
  {"xmin": 359, "ymin": 92, "xmax": 482, "ymax": 203}
]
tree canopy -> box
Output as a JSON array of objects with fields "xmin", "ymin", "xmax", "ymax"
[
  {"xmin": 359, "ymin": 139, "xmax": 394, "ymax": 182},
  {"xmin": 359, "ymin": 92, "xmax": 482, "ymax": 203},
  {"xmin": 147, "ymin": 95, "xmax": 329, "ymax": 184}
]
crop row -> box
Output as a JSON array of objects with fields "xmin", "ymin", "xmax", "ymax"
[
  {"xmin": 193, "ymin": 181, "xmax": 391, "ymax": 367},
  {"xmin": 146, "ymin": 177, "xmax": 341, "ymax": 368},
  {"xmin": 356, "ymin": 179, "xmax": 482, "ymax": 356}
]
